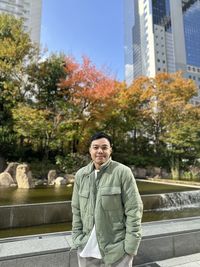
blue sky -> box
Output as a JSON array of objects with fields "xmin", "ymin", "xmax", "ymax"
[{"xmin": 41, "ymin": 0, "xmax": 124, "ymax": 81}]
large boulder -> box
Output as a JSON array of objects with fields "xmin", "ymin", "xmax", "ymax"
[
  {"xmin": 66, "ymin": 174, "xmax": 75, "ymax": 184},
  {"xmin": 54, "ymin": 177, "xmax": 67, "ymax": 186},
  {"xmin": 48, "ymin": 170, "xmax": 57, "ymax": 185},
  {"xmin": 4, "ymin": 162, "xmax": 19, "ymax": 182},
  {"xmin": 0, "ymin": 172, "xmax": 15, "ymax": 186},
  {"xmin": 16, "ymin": 164, "xmax": 34, "ymax": 189}
]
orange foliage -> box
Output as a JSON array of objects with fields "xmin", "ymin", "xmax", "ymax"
[
  {"xmin": 59, "ymin": 56, "xmax": 116, "ymax": 117},
  {"xmin": 58, "ymin": 55, "xmax": 119, "ymax": 149}
]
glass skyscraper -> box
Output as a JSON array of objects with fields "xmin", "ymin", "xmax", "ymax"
[
  {"xmin": 124, "ymin": 0, "xmax": 200, "ymax": 104},
  {"xmin": 0, "ymin": 0, "xmax": 42, "ymax": 44}
]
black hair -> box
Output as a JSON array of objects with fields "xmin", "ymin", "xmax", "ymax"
[{"xmin": 90, "ymin": 132, "xmax": 112, "ymax": 146}]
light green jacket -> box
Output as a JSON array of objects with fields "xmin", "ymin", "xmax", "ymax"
[{"xmin": 71, "ymin": 159, "xmax": 143, "ymax": 265}]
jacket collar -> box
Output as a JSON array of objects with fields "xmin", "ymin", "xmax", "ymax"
[{"xmin": 84, "ymin": 158, "xmax": 112, "ymax": 175}]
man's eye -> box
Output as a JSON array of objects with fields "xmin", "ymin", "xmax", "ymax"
[{"xmin": 92, "ymin": 146, "xmax": 109, "ymax": 150}]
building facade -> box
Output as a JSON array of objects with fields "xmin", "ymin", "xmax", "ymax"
[
  {"xmin": 124, "ymin": 0, "xmax": 200, "ymax": 104},
  {"xmin": 0, "ymin": 0, "xmax": 42, "ymax": 44}
]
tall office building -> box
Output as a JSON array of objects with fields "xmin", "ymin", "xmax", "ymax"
[
  {"xmin": 124, "ymin": 0, "xmax": 200, "ymax": 104},
  {"xmin": 0, "ymin": 0, "xmax": 42, "ymax": 44}
]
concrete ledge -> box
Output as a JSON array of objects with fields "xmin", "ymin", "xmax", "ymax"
[
  {"xmin": 0, "ymin": 217, "xmax": 200, "ymax": 267},
  {"xmin": 135, "ymin": 229, "xmax": 200, "ymax": 265},
  {"xmin": 0, "ymin": 202, "xmax": 72, "ymax": 229},
  {"xmin": 1, "ymin": 191, "xmax": 200, "ymax": 229}
]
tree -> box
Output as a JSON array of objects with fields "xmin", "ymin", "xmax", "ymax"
[
  {"xmin": 59, "ymin": 56, "xmax": 117, "ymax": 153},
  {"xmin": 0, "ymin": 13, "xmax": 37, "ymax": 157},
  {"xmin": 137, "ymin": 72, "xmax": 199, "ymax": 178},
  {"xmin": 12, "ymin": 104, "xmax": 51, "ymax": 149},
  {"xmin": 13, "ymin": 54, "xmax": 67, "ymax": 159},
  {"xmin": 27, "ymin": 53, "xmax": 66, "ymax": 110},
  {"xmin": 161, "ymin": 105, "xmax": 200, "ymax": 178}
]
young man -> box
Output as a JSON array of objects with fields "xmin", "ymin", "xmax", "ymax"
[{"xmin": 71, "ymin": 132, "xmax": 143, "ymax": 267}]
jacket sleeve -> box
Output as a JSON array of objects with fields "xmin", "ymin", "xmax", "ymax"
[
  {"xmin": 71, "ymin": 174, "xmax": 86, "ymax": 249},
  {"xmin": 121, "ymin": 167, "xmax": 143, "ymax": 255}
]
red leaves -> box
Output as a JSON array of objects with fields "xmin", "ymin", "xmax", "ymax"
[{"xmin": 59, "ymin": 56, "xmax": 116, "ymax": 116}]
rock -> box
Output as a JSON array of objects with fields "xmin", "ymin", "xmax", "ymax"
[
  {"xmin": 34, "ymin": 179, "xmax": 45, "ymax": 186},
  {"xmin": 16, "ymin": 164, "xmax": 34, "ymax": 189},
  {"xmin": 4, "ymin": 162, "xmax": 19, "ymax": 182},
  {"xmin": 10, "ymin": 183, "xmax": 17, "ymax": 187},
  {"xmin": 153, "ymin": 174, "xmax": 161, "ymax": 179},
  {"xmin": 161, "ymin": 169, "xmax": 170, "ymax": 179},
  {"xmin": 66, "ymin": 174, "xmax": 75, "ymax": 184},
  {"xmin": 54, "ymin": 177, "xmax": 67, "ymax": 186},
  {"xmin": 48, "ymin": 170, "xmax": 57, "ymax": 185},
  {"xmin": 0, "ymin": 172, "xmax": 15, "ymax": 186},
  {"xmin": 134, "ymin": 167, "xmax": 147, "ymax": 178}
]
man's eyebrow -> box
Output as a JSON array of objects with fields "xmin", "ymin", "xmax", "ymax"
[{"xmin": 92, "ymin": 144, "xmax": 110, "ymax": 147}]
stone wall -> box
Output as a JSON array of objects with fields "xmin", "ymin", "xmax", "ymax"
[{"xmin": 0, "ymin": 201, "xmax": 72, "ymax": 229}]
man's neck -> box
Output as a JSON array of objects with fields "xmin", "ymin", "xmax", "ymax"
[{"xmin": 94, "ymin": 158, "xmax": 111, "ymax": 170}]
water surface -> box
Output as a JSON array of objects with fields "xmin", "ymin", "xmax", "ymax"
[{"xmin": 0, "ymin": 181, "xmax": 198, "ymax": 206}]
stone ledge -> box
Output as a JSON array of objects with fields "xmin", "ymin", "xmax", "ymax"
[{"xmin": 0, "ymin": 234, "xmax": 71, "ymax": 261}]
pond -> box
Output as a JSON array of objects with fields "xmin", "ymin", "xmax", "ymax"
[
  {"xmin": 0, "ymin": 180, "xmax": 199, "ymax": 239},
  {"xmin": 0, "ymin": 180, "xmax": 198, "ymax": 206}
]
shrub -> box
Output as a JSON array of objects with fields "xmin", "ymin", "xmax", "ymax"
[{"xmin": 55, "ymin": 153, "xmax": 90, "ymax": 174}]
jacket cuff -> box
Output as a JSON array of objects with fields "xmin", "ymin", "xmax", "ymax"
[{"xmin": 124, "ymin": 237, "xmax": 141, "ymax": 256}]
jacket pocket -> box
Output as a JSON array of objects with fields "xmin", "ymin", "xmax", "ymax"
[
  {"xmin": 101, "ymin": 187, "xmax": 122, "ymax": 210},
  {"xmin": 78, "ymin": 190, "xmax": 89, "ymax": 212}
]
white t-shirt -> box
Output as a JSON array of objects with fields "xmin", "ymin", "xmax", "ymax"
[
  {"xmin": 79, "ymin": 169, "xmax": 102, "ymax": 259},
  {"xmin": 79, "ymin": 225, "xmax": 102, "ymax": 258}
]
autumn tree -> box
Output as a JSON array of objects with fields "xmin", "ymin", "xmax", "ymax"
[
  {"xmin": 12, "ymin": 55, "xmax": 118, "ymax": 160},
  {"xmin": 59, "ymin": 56, "xmax": 117, "ymax": 153},
  {"xmin": 161, "ymin": 104, "xmax": 200, "ymax": 179},
  {"xmin": 136, "ymin": 72, "xmax": 199, "ymax": 178},
  {"xmin": 100, "ymin": 77, "xmax": 153, "ymax": 164}
]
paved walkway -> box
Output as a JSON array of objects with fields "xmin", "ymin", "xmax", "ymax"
[{"xmin": 136, "ymin": 253, "xmax": 200, "ymax": 267}]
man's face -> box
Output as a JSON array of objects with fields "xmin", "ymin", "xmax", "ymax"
[{"xmin": 89, "ymin": 138, "xmax": 112, "ymax": 169}]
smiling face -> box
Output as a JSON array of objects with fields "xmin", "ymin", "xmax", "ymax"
[{"xmin": 89, "ymin": 138, "xmax": 112, "ymax": 169}]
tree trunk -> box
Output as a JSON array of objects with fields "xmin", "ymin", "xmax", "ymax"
[{"xmin": 170, "ymin": 155, "xmax": 180, "ymax": 180}]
